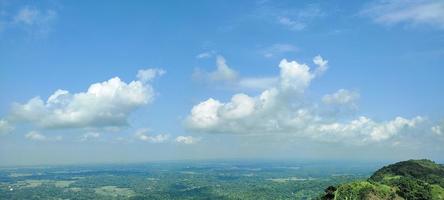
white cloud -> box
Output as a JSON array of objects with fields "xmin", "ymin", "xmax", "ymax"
[
  {"xmin": 432, "ymin": 124, "xmax": 443, "ymax": 135},
  {"xmin": 186, "ymin": 56, "xmax": 424, "ymax": 144},
  {"xmin": 313, "ymin": 55, "xmax": 328, "ymax": 76},
  {"xmin": 194, "ymin": 55, "xmax": 279, "ymax": 90},
  {"xmin": 262, "ymin": 43, "xmax": 298, "ymax": 58},
  {"xmin": 81, "ymin": 132, "xmax": 101, "ymax": 141},
  {"xmin": 193, "ymin": 55, "xmax": 238, "ymax": 83},
  {"xmin": 210, "ymin": 55, "xmax": 238, "ymax": 82},
  {"xmin": 134, "ymin": 129, "xmax": 170, "ymax": 143},
  {"xmin": 196, "ymin": 52, "xmax": 213, "ymax": 59},
  {"xmin": 313, "ymin": 116, "xmax": 423, "ymax": 142},
  {"xmin": 188, "ymin": 98, "xmax": 222, "ymax": 130},
  {"xmin": 322, "ymin": 89, "xmax": 359, "ymax": 107},
  {"xmin": 25, "ymin": 131, "xmax": 62, "ymax": 141},
  {"xmin": 278, "ymin": 56, "xmax": 327, "ymax": 93},
  {"xmin": 193, "ymin": 54, "xmax": 325, "ymax": 92},
  {"xmin": 362, "ymin": 0, "xmax": 444, "ymax": 29},
  {"xmin": 220, "ymin": 93, "xmax": 256, "ymax": 119},
  {"xmin": 279, "ymin": 59, "xmax": 313, "ymax": 93},
  {"xmin": 7, "ymin": 68, "xmax": 162, "ymax": 130},
  {"xmin": 25, "ymin": 131, "xmax": 47, "ymax": 141},
  {"xmin": 187, "ymin": 56, "xmax": 328, "ymax": 133},
  {"xmin": 175, "ymin": 136, "xmax": 199, "ymax": 144},
  {"xmin": 137, "ymin": 68, "xmax": 166, "ymax": 83},
  {"xmin": 0, "ymin": 119, "xmax": 14, "ymax": 135}
]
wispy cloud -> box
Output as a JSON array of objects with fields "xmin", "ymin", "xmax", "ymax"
[
  {"xmin": 322, "ymin": 89, "xmax": 360, "ymax": 110},
  {"xmin": 13, "ymin": 6, "xmax": 57, "ymax": 35},
  {"xmin": 0, "ymin": 4, "xmax": 58, "ymax": 37},
  {"xmin": 193, "ymin": 55, "xmax": 239, "ymax": 83},
  {"xmin": 238, "ymin": 77, "xmax": 279, "ymax": 90},
  {"xmin": 175, "ymin": 136, "xmax": 200, "ymax": 144},
  {"xmin": 254, "ymin": 3, "xmax": 325, "ymax": 31},
  {"xmin": 196, "ymin": 50, "xmax": 216, "ymax": 59},
  {"xmin": 262, "ymin": 43, "xmax": 298, "ymax": 58},
  {"xmin": 194, "ymin": 55, "xmax": 279, "ymax": 90},
  {"xmin": 25, "ymin": 131, "xmax": 62, "ymax": 141},
  {"xmin": 134, "ymin": 128, "xmax": 170, "ymax": 143},
  {"xmin": 25, "ymin": 131, "xmax": 47, "ymax": 141},
  {"xmin": 137, "ymin": 68, "xmax": 166, "ymax": 83},
  {"xmin": 361, "ymin": 0, "xmax": 444, "ymax": 30},
  {"xmin": 81, "ymin": 132, "xmax": 101, "ymax": 141}
]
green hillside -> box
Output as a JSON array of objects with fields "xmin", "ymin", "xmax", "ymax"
[{"xmin": 320, "ymin": 159, "xmax": 444, "ymax": 200}]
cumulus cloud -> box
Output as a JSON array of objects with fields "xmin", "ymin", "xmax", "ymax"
[
  {"xmin": 6, "ymin": 68, "xmax": 162, "ymax": 130},
  {"xmin": 278, "ymin": 55, "xmax": 327, "ymax": 93},
  {"xmin": 322, "ymin": 89, "xmax": 359, "ymax": 107},
  {"xmin": 186, "ymin": 56, "xmax": 424, "ymax": 144},
  {"xmin": 0, "ymin": 119, "xmax": 14, "ymax": 135},
  {"xmin": 361, "ymin": 0, "xmax": 444, "ymax": 29},
  {"xmin": 313, "ymin": 55, "xmax": 328, "ymax": 76},
  {"xmin": 175, "ymin": 136, "xmax": 200, "ymax": 144},
  {"xmin": 134, "ymin": 129, "xmax": 169, "ymax": 143},
  {"xmin": 279, "ymin": 59, "xmax": 313, "ymax": 93}
]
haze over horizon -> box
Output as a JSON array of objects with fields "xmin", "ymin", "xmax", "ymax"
[{"xmin": 1, "ymin": 0, "xmax": 444, "ymax": 166}]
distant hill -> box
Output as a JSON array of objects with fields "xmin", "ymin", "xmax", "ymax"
[{"xmin": 319, "ymin": 159, "xmax": 444, "ymax": 200}]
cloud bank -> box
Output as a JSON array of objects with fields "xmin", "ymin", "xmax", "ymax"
[
  {"xmin": 3, "ymin": 68, "xmax": 164, "ymax": 132},
  {"xmin": 186, "ymin": 56, "xmax": 424, "ymax": 144}
]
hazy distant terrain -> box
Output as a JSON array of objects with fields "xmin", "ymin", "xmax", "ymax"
[{"xmin": 0, "ymin": 161, "xmax": 377, "ymax": 199}]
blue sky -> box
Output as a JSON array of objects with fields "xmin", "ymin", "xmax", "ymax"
[{"xmin": 0, "ymin": 0, "xmax": 444, "ymax": 166}]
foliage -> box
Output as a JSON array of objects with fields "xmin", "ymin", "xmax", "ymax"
[
  {"xmin": 320, "ymin": 159, "xmax": 444, "ymax": 200},
  {"xmin": 370, "ymin": 159, "xmax": 444, "ymax": 188},
  {"xmin": 334, "ymin": 181, "xmax": 398, "ymax": 200},
  {"xmin": 393, "ymin": 177, "xmax": 432, "ymax": 200}
]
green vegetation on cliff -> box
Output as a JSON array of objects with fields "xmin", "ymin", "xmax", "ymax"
[{"xmin": 320, "ymin": 159, "xmax": 444, "ymax": 200}]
